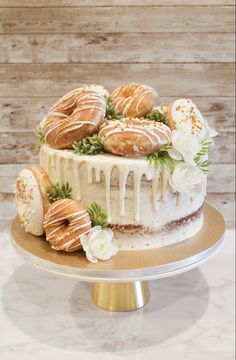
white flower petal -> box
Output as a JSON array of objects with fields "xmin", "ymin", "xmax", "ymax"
[
  {"xmin": 80, "ymin": 235, "xmax": 88, "ymax": 251},
  {"xmin": 86, "ymin": 249, "xmax": 98, "ymax": 263},
  {"xmin": 167, "ymin": 148, "xmax": 182, "ymax": 161},
  {"xmin": 81, "ymin": 226, "xmax": 116, "ymax": 263},
  {"xmin": 209, "ymin": 128, "xmax": 218, "ymax": 138},
  {"xmin": 170, "ymin": 163, "xmax": 203, "ymax": 193}
]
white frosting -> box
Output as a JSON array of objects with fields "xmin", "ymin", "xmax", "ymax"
[
  {"xmin": 39, "ymin": 145, "xmax": 205, "ymax": 249},
  {"xmin": 14, "ymin": 169, "xmax": 45, "ymax": 236},
  {"xmin": 171, "ymin": 99, "xmax": 208, "ymax": 140}
]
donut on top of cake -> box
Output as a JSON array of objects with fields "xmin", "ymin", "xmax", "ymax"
[
  {"xmin": 111, "ymin": 83, "xmax": 160, "ymax": 118},
  {"xmin": 44, "ymin": 85, "xmax": 108, "ymax": 149},
  {"xmin": 99, "ymin": 117, "xmax": 172, "ymax": 157}
]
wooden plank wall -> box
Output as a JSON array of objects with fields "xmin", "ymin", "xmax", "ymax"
[{"xmin": 0, "ymin": 0, "xmax": 235, "ymax": 228}]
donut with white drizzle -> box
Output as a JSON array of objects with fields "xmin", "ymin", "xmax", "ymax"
[
  {"xmin": 44, "ymin": 199, "xmax": 91, "ymax": 252},
  {"xmin": 15, "ymin": 167, "xmax": 52, "ymax": 236},
  {"xmin": 43, "ymin": 85, "xmax": 108, "ymax": 149},
  {"xmin": 111, "ymin": 83, "xmax": 160, "ymax": 118},
  {"xmin": 99, "ymin": 118, "xmax": 172, "ymax": 157}
]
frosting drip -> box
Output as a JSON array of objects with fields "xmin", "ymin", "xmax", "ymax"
[{"xmin": 39, "ymin": 145, "xmax": 200, "ymax": 224}]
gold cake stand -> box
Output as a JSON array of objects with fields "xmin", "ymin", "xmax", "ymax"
[{"xmin": 11, "ymin": 202, "xmax": 225, "ymax": 312}]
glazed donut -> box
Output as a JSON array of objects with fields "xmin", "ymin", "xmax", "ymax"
[
  {"xmin": 15, "ymin": 167, "xmax": 52, "ymax": 236},
  {"xmin": 111, "ymin": 83, "xmax": 160, "ymax": 118},
  {"xmin": 43, "ymin": 85, "xmax": 108, "ymax": 149},
  {"xmin": 165, "ymin": 99, "xmax": 209, "ymax": 139},
  {"xmin": 44, "ymin": 199, "xmax": 92, "ymax": 252},
  {"xmin": 99, "ymin": 118, "xmax": 172, "ymax": 157}
]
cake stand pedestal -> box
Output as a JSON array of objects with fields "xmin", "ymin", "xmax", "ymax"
[{"xmin": 11, "ymin": 203, "xmax": 225, "ymax": 312}]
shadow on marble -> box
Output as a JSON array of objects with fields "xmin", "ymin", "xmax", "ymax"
[{"xmin": 2, "ymin": 264, "xmax": 209, "ymax": 352}]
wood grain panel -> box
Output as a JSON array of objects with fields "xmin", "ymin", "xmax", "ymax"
[
  {"xmin": 0, "ymin": 163, "xmax": 234, "ymax": 194},
  {"xmin": 0, "ymin": 33, "xmax": 234, "ymax": 63},
  {"xmin": 0, "ymin": 1, "xmax": 235, "ymax": 6},
  {"xmin": 0, "ymin": 6, "xmax": 234, "ymax": 34},
  {"xmin": 0, "ymin": 132, "xmax": 38, "ymax": 163},
  {"xmin": 0, "ymin": 64, "xmax": 234, "ymax": 97},
  {"xmin": 1, "ymin": 97, "xmax": 234, "ymax": 133}
]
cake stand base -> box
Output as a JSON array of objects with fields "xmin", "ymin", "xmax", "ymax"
[
  {"xmin": 11, "ymin": 203, "xmax": 225, "ymax": 313},
  {"xmin": 92, "ymin": 281, "xmax": 150, "ymax": 311}
]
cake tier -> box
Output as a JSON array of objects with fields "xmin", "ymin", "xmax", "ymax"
[{"xmin": 39, "ymin": 144, "xmax": 205, "ymax": 249}]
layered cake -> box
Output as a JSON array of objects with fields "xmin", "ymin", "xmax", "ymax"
[{"xmin": 15, "ymin": 83, "xmax": 216, "ymax": 263}]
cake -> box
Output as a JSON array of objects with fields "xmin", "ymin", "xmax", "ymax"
[{"xmin": 15, "ymin": 83, "xmax": 216, "ymax": 263}]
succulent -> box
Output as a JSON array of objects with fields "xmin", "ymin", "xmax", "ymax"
[
  {"xmin": 72, "ymin": 135, "xmax": 104, "ymax": 155},
  {"xmin": 105, "ymin": 95, "xmax": 121, "ymax": 120},
  {"xmin": 35, "ymin": 125, "xmax": 46, "ymax": 147},
  {"xmin": 145, "ymin": 109, "xmax": 167, "ymax": 124},
  {"xmin": 87, "ymin": 202, "xmax": 108, "ymax": 228},
  {"xmin": 47, "ymin": 182, "xmax": 72, "ymax": 202}
]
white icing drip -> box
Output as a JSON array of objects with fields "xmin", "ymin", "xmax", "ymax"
[
  {"xmin": 119, "ymin": 168, "xmax": 129, "ymax": 217},
  {"xmin": 95, "ymin": 167, "xmax": 101, "ymax": 182},
  {"xmin": 133, "ymin": 170, "xmax": 142, "ymax": 222},
  {"xmin": 103, "ymin": 167, "xmax": 112, "ymax": 222},
  {"xmin": 40, "ymin": 145, "xmax": 179, "ymax": 225},
  {"xmin": 65, "ymin": 158, "xmax": 71, "ymax": 170},
  {"xmin": 73, "ymin": 160, "xmax": 82, "ymax": 200},
  {"xmin": 51, "ymin": 152, "xmax": 56, "ymax": 168},
  {"xmin": 161, "ymin": 170, "xmax": 169, "ymax": 201},
  {"xmin": 56, "ymin": 154, "xmax": 61, "ymax": 182},
  {"xmin": 87, "ymin": 164, "xmax": 93, "ymax": 184},
  {"xmin": 152, "ymin": 172, "xmax": 160, "ymax": 212}
]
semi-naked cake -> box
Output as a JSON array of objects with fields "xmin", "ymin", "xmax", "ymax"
[
  {"xmin": 15, "ymin": 83, "xmax": 216, "ymax": 263},
  {"xmin": 39, "ymin": 144, "xmax": 205, "ymax": 250}
]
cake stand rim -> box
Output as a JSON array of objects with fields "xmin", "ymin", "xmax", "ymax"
[{"xmin": 11, "ymin": 202, "xmax": 225, "ymax": 283}]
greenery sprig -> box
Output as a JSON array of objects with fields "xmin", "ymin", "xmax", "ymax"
[
  {"xmin": 145, "ymin": 109, "xmax": 167, "ymax": 124},
  {"xmin": 87, "ymin": 202, "xmax": 108, "ymax": 228},
  {"xmin": 105, "ymin": 95, "xmax": 121, "ymax": 120},
  {"xmin": 194, "ymin": 138, "xmax": 214, "ymax": 174},
  {"xmin": 36, "ymin": 125, "xmax": 46, "ymax": 147},
  {"xmin": 72, "ymin": 135, "xmax": 104, "ymax": 155},
  {"xmin": 194, "ymin": 158, "xmax": 211, "ymax": 174},
  {"xmin": 147, "ymin": 145, "xmax": 176, "ymax": 172},
  {"xmin": 47, "ymin": 182, "xmax": 72, "ymax": 202}
]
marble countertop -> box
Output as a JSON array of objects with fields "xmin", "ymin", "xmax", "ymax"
[{"xmin": 0, "ymin": 228, "xmax": 234, "ymax": 360}]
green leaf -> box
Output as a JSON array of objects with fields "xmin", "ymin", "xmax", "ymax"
[
  {"xmin": 194, "ymin": 138, "xmax": 214, "ymax": 173},
  {"xmin": 105, "ymin": 95, "xmax": 121, "ymax": 120},
  {"xmin": 72, "ymin": 135, "xmax": 104, "ymax": 155},
  {"xmin": 87, "ymin": 202, "xmax": 108, "ymax": 228},
  {"xmin": 35, "ymin": 125, "xmax": 46, "ymax": 147},
  {"xmin": 145, "ymin": 109, "xmax": 167, "ymax": 124},
  {"xmin": 47, "ymin": 182, "xmax": 72, "ymax": 202},
  {"xmin": 194, "ymin": 158, "xmax": 211, "ymax": 174},
  {"xmin": 147, "ymin": 145, "xmax": 176, "ymax": 173}
]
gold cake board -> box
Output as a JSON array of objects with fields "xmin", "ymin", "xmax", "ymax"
[{"xmin": 11, "ymin": 202, "xmax": 225, "ymax": 312}]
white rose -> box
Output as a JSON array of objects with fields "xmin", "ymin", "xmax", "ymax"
[
  {"xmin": 80, "ymin": 226, "xmax": 118, "ymax": 264},
  {"xmin": 169, "ymin": 163, "xmax": 204, "ymax": 193},
  {"xmin": 168, "ymin": 123, "xmax": 201, "ymax": 165}
]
